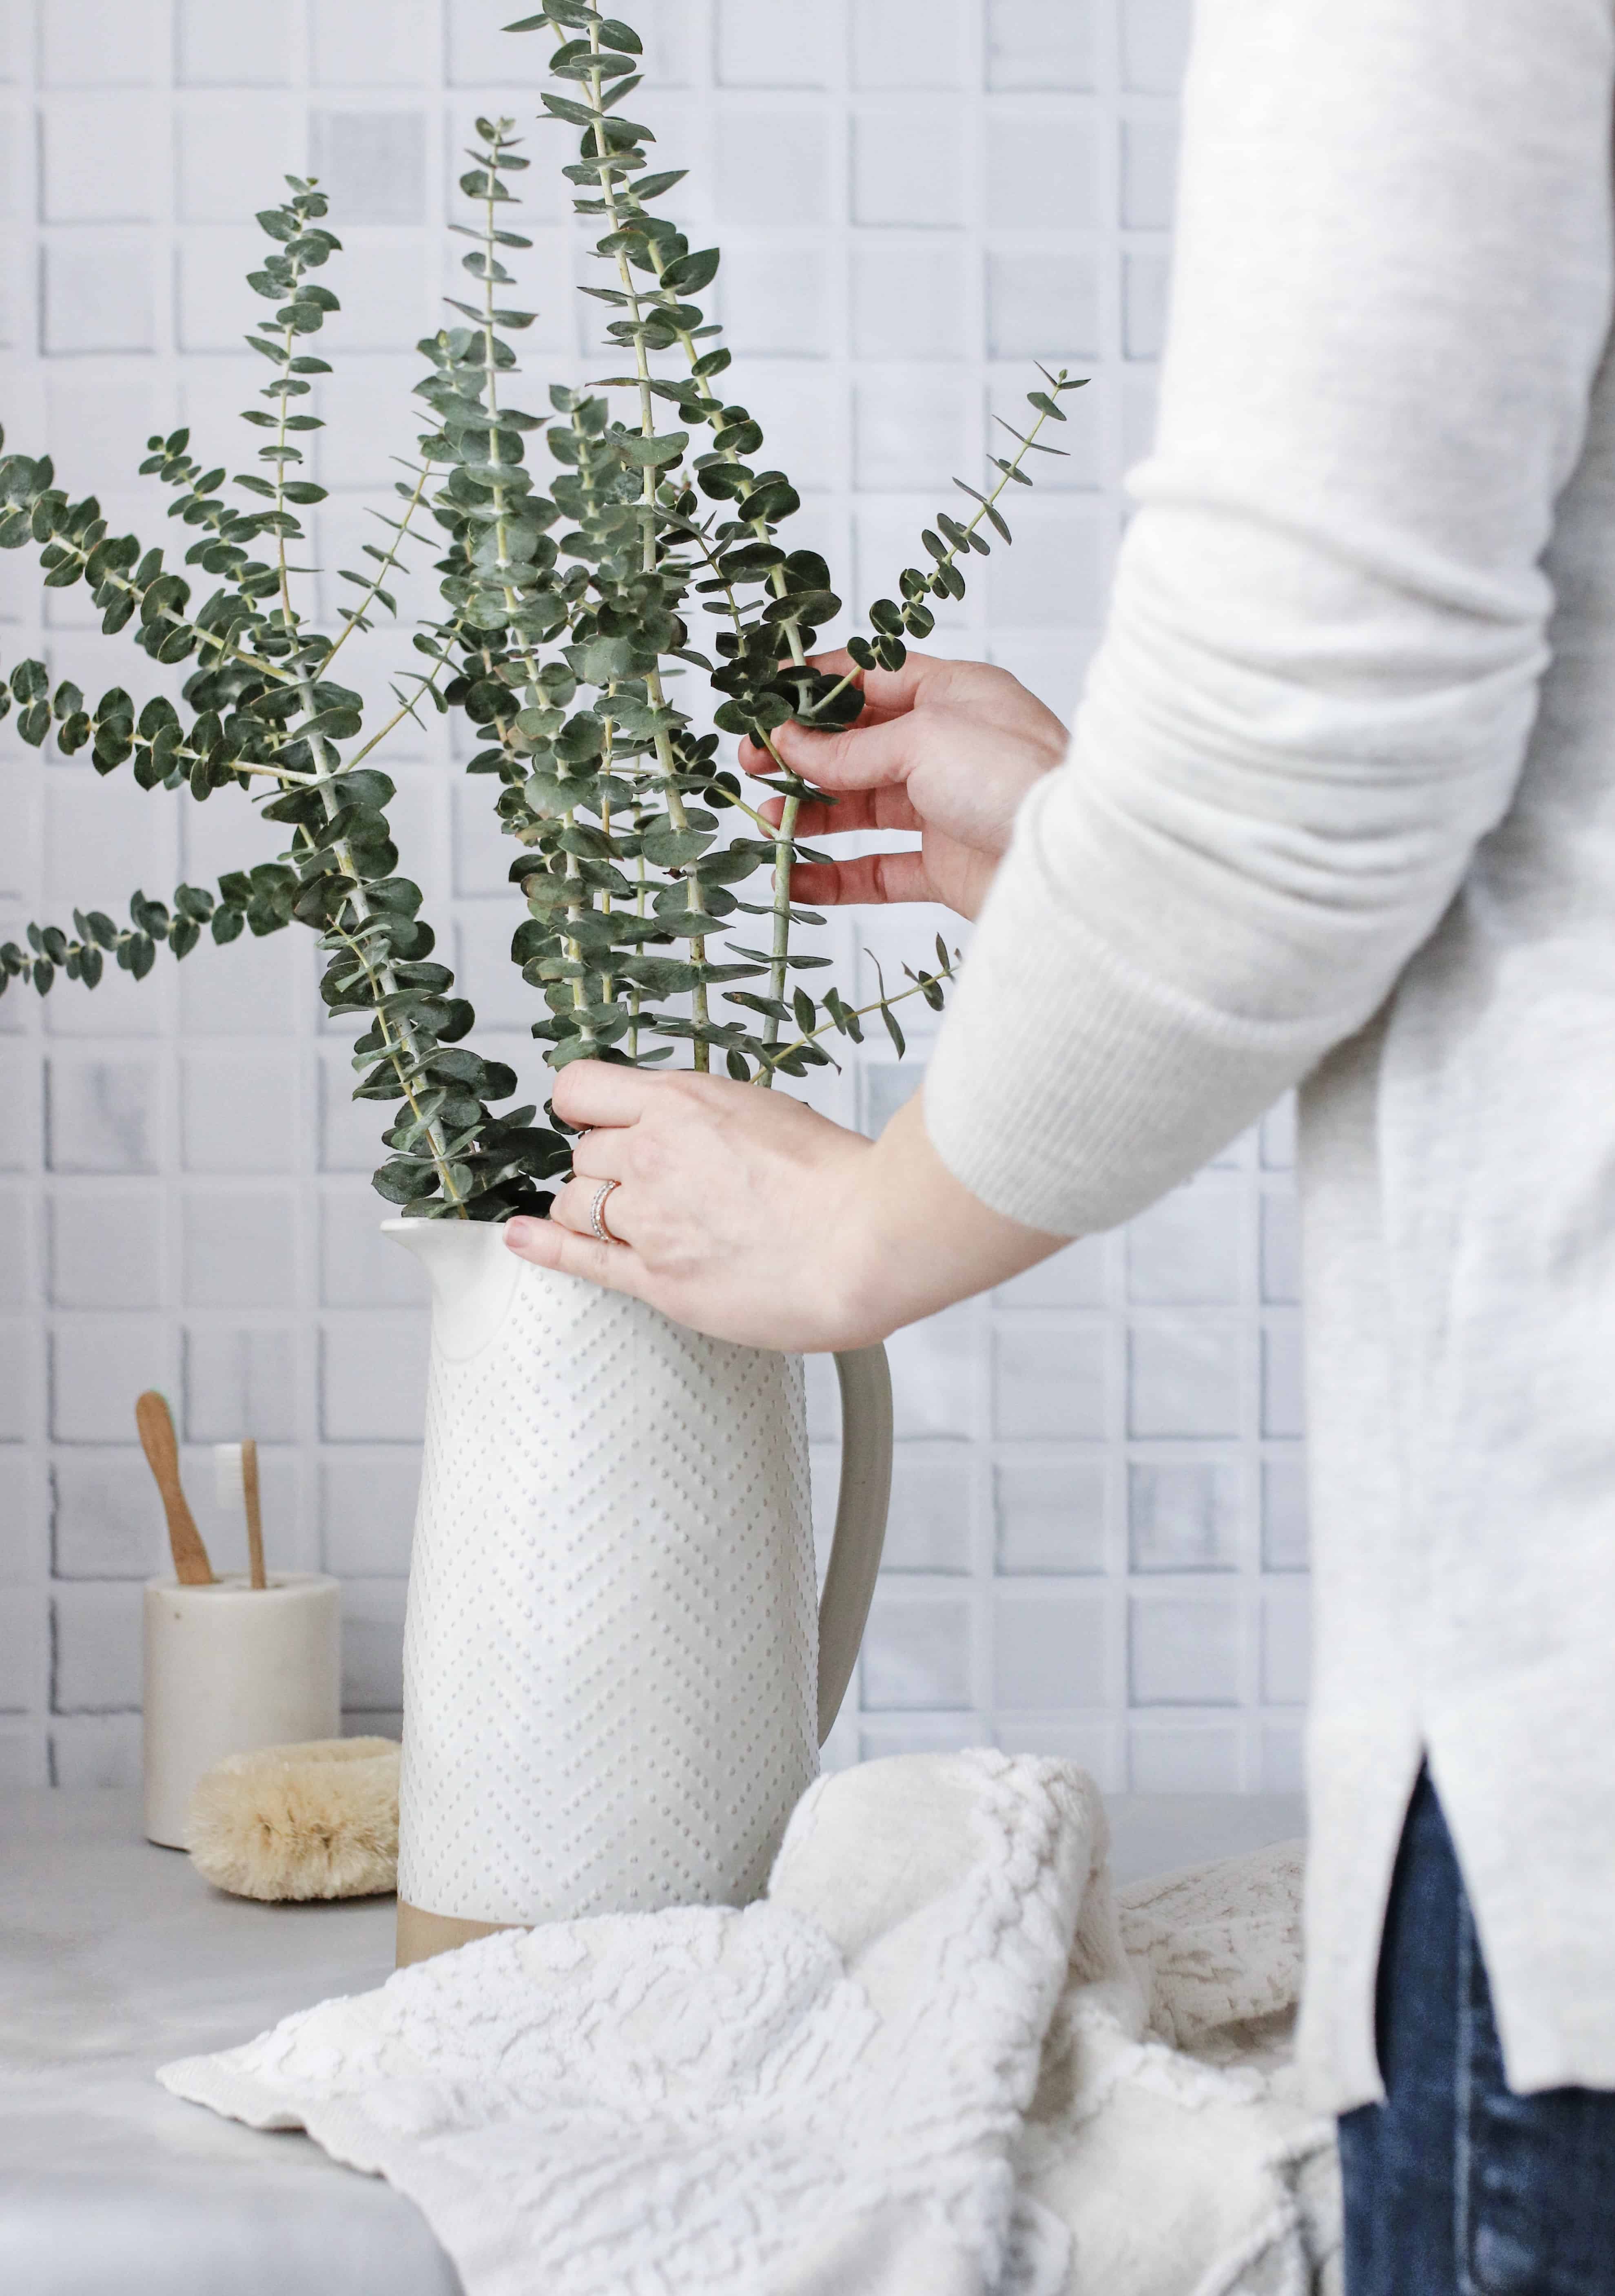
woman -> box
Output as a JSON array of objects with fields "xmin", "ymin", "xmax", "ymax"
[{"xmin": 506, "ymin": 1, "xmax": 1615, "ymax": 2284}]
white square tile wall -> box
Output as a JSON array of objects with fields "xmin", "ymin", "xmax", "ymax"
[{"xmin": 0, "ymin": 0, "xmax": 1309, "ymax": 1795}]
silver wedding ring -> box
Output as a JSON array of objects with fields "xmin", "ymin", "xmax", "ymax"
[{"xmin": 589, "ymin": 1178, "xmax": 624, "ymax": 1245}]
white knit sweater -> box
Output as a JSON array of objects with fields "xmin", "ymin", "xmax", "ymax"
[{"xmin": 924, "ymin": 0, "xmax": 1615, "ymax": 2113}]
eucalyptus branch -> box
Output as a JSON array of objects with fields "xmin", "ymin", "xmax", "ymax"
[
  {"xmin": 0, "ymin": 876, "xmax": 285, "ymax": 997},
  {"xmin": 815, "ymin": 366, "xmax": 1085, "ymax": 714},
  {"xmin": 577, "ymin": 40, "xmax": 713, "ymax": 1068},
  {"xmin": 665, "ymin": 509, "xmax": 800, "ymax": 1074},
  {"xmin": 227, "ymin": 179, "xmax": 341, "ymax": 632},
  {"xmin": 339, "ymin": 636, "xmax": 463, "ymax": 775},
  {"xmin": 2, "ymin": 177, "xmax": 567, "ymax": 1220},
  {"xmin": 0, "ymin": 448, "xmax": 297, "ymax": 731},
  {"xmin": 322, "ymin": 907, "xmax": 473, "ymax": 1213},
  {"xmin": 478, "ymin": 130, "xmax": 599, "ymax": 1044},
  {"xmin": 744, "ymin": 940, "xmax": 960, "ymax": 1081},
  {"xmin": 322, "ymin": 458, "xmax": 434, "ymax": 662}
]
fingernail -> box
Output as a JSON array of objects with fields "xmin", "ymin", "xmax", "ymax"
[{"xmin": 504, "ymin": 1218, "xmax": 536, "ymax": 1246}]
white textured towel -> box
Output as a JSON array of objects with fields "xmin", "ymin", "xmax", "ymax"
[{"xmin": 160, "ymin": 1752, "xmax": 1339, "ymax": 2295}]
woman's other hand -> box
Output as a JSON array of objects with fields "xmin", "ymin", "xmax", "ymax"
[
  {"xmin": 739, "ymin": 650, "xmax": 1068, "ymax": 921},
  {"xmin": 502, "ymin": 1062, "xmax": 1063, "ymax": 1352}
]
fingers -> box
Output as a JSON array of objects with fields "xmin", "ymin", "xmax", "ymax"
[
  {"xmin": 788, "ymin": 851, "xmax": 934, "ymax": 908},
  {"xmin": 769, "ymin": 711, "xmax": 917, "ymax": 792},
  {"xmin": 548, "ymin": 1059, "xmax": 655, "ymax": 1130},
  {"xmin": 552, "ymin": 1064, "xmax": 744, "ymax": 1157},
  {"xmin": 569, "ymin": 1127, "xmax": 629, "ymax": 1181},
  {"xmin": 798, "ymin": 646, "xmax": 864, "ymax": 686},
  {"xmin": 502, "ymin": 1210, "xmax": 647, "ymax": 1298},
  {"xmin": 738, "ymin": 651, "xmax": 993, "ymax": 785},
  {"xmin": 758, "ymin": 787, "xmax": 923, "ymax": 839},
  {"xmin": 738, "ymin": 697, "xmax": 910, "ymax": 780},
  {"xmin": 802, "ymin": 648, "xmax": 962, "ymax": 717}
]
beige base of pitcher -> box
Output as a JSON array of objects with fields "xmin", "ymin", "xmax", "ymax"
[{"xmin": 397, "ymin": 1897, "xmax": 524, "ymax": 1966}]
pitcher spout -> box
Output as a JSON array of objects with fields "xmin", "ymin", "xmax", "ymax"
[{"xmin": 381, "ymin": 1217, "xmax": 523, "ymax": 1362}]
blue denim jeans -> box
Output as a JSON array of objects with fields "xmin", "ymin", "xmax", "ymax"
[{"xmin": 1338, "ymin": 1767, "xmax": 1615, "ymax": 2294}]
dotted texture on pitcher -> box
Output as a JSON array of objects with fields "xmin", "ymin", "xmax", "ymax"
[{"xmin": 398, "ymin": 1263, "xmax": 819, "ymax": 1927}]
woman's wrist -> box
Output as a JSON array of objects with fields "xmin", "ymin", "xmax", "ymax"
[{"xmin": 829, "ymin": 1092, "xmax": 1068, "ymax": 1344}]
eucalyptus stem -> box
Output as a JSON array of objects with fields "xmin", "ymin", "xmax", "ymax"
[
  {"xmin": 297, "ymin": 705, "xmax": 466, "ymax": 1214},
  {"xmin": 33, "ymin": 528, "xmax": 292, "ymax": 688},
  {"xmin": 474, "ymin": 133, "xmax": 598, "ymax": 1044},
  {"xmin": 583, "ymin": 14, "xmax": 711, "ymax": 1070},
  {"xmin": 669, "ymin": 509, "xmax": 799, "ymax": 1072},
  {"xmin": 323, "ymin": 906, "xmax": 469, "ymax": 1213},
  {"xmin": 640, "ymin": 235, "xmax": 809, "ymax": 673},
  {"xmin": 759, "ymin": 794, "xmax": 800, "ymax": 1082},
  {"xmin": 805, "ymin": 379, "xmax": 1072, "ymax": 726},
  {"xmin": 272, "ymin": 320, "xmax": 300, "ymax": 628},
  {"xmin": 253, "ymin": 206, "xmax": 465, "ymax": 1214},
  {"xmin": 319, "ymin": 458, "xmax": 433, "ymax": 672},
  {"xmin": 758, "ymin": 951, "xmax": 957, "ymax": 1079},
  {"xmin": 627, "ymin": 200, "xmax": 806, "ymax": 1075}
]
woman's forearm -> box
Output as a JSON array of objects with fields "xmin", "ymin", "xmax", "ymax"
[{"xmin": 839, "ymin": 1092, "xmax": 1065, "ymax": 1338}]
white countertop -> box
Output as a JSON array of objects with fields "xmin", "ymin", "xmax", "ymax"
[{"xmin": 0, "ymin": 1785, "xmax": 1305, "ymax": 2296}]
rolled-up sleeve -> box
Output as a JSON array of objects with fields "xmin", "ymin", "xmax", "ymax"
[{"xmin": 924, "ymin": 0, "xmax": 1615, "ymax": 1233}]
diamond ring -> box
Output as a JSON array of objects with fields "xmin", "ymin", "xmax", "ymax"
[{"xmin": 589, "ymin": 1179, "xmax": 625, "ymax": 1245}]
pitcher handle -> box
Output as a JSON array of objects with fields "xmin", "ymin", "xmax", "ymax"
[{"xmin": 815, "ymin": 1344, "xmax": 894, "ymax": 1744}]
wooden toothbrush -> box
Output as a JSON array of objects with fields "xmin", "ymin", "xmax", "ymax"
[
  {"xmin": 135, "ymin": 1390, "xmax": 215, "ymax": 1586},
  {"xmin": 214, "ymin": 1439, "xmax": 268, "ymax": 1590}
]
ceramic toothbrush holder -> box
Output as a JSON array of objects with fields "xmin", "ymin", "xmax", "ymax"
[{"xmin": 142, "ymin": 1573, "xmax": 342, "ymax": 1848}]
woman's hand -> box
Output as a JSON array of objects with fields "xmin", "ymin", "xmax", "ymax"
[
  {"xmin": 503, "ymin": 1062, "xmax": 1064, "ymax": 1352},
  {"xmin": 518, "ymin": 1066, "xmax": 877, "ymax": 1352},
  {"xmin": 740, "ymin": 650, "xmax": 1068, "ymax": 921},
  {"xmin": 502, "ymin": 653, "xmax": 1071, "ymax": 1343}
]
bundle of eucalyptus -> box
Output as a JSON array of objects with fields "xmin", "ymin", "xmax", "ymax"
[{"xmin": 0, "ymin": 0, "xmax": 1081, "ymax": 1223}]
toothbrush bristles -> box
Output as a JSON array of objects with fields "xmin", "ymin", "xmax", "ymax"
[{"xmin": 213, "ymin": 1442, "xmax": 245, "ymax": 1511}]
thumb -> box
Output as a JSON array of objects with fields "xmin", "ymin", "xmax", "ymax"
[{"xmin": 771, "ymin": 709, "xmax": 916, "ymax": 791}]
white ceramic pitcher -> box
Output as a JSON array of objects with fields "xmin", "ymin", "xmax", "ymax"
[{"xmin": 383, "ymin": 1218, "xmax": 893, "ymax": 1965}]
